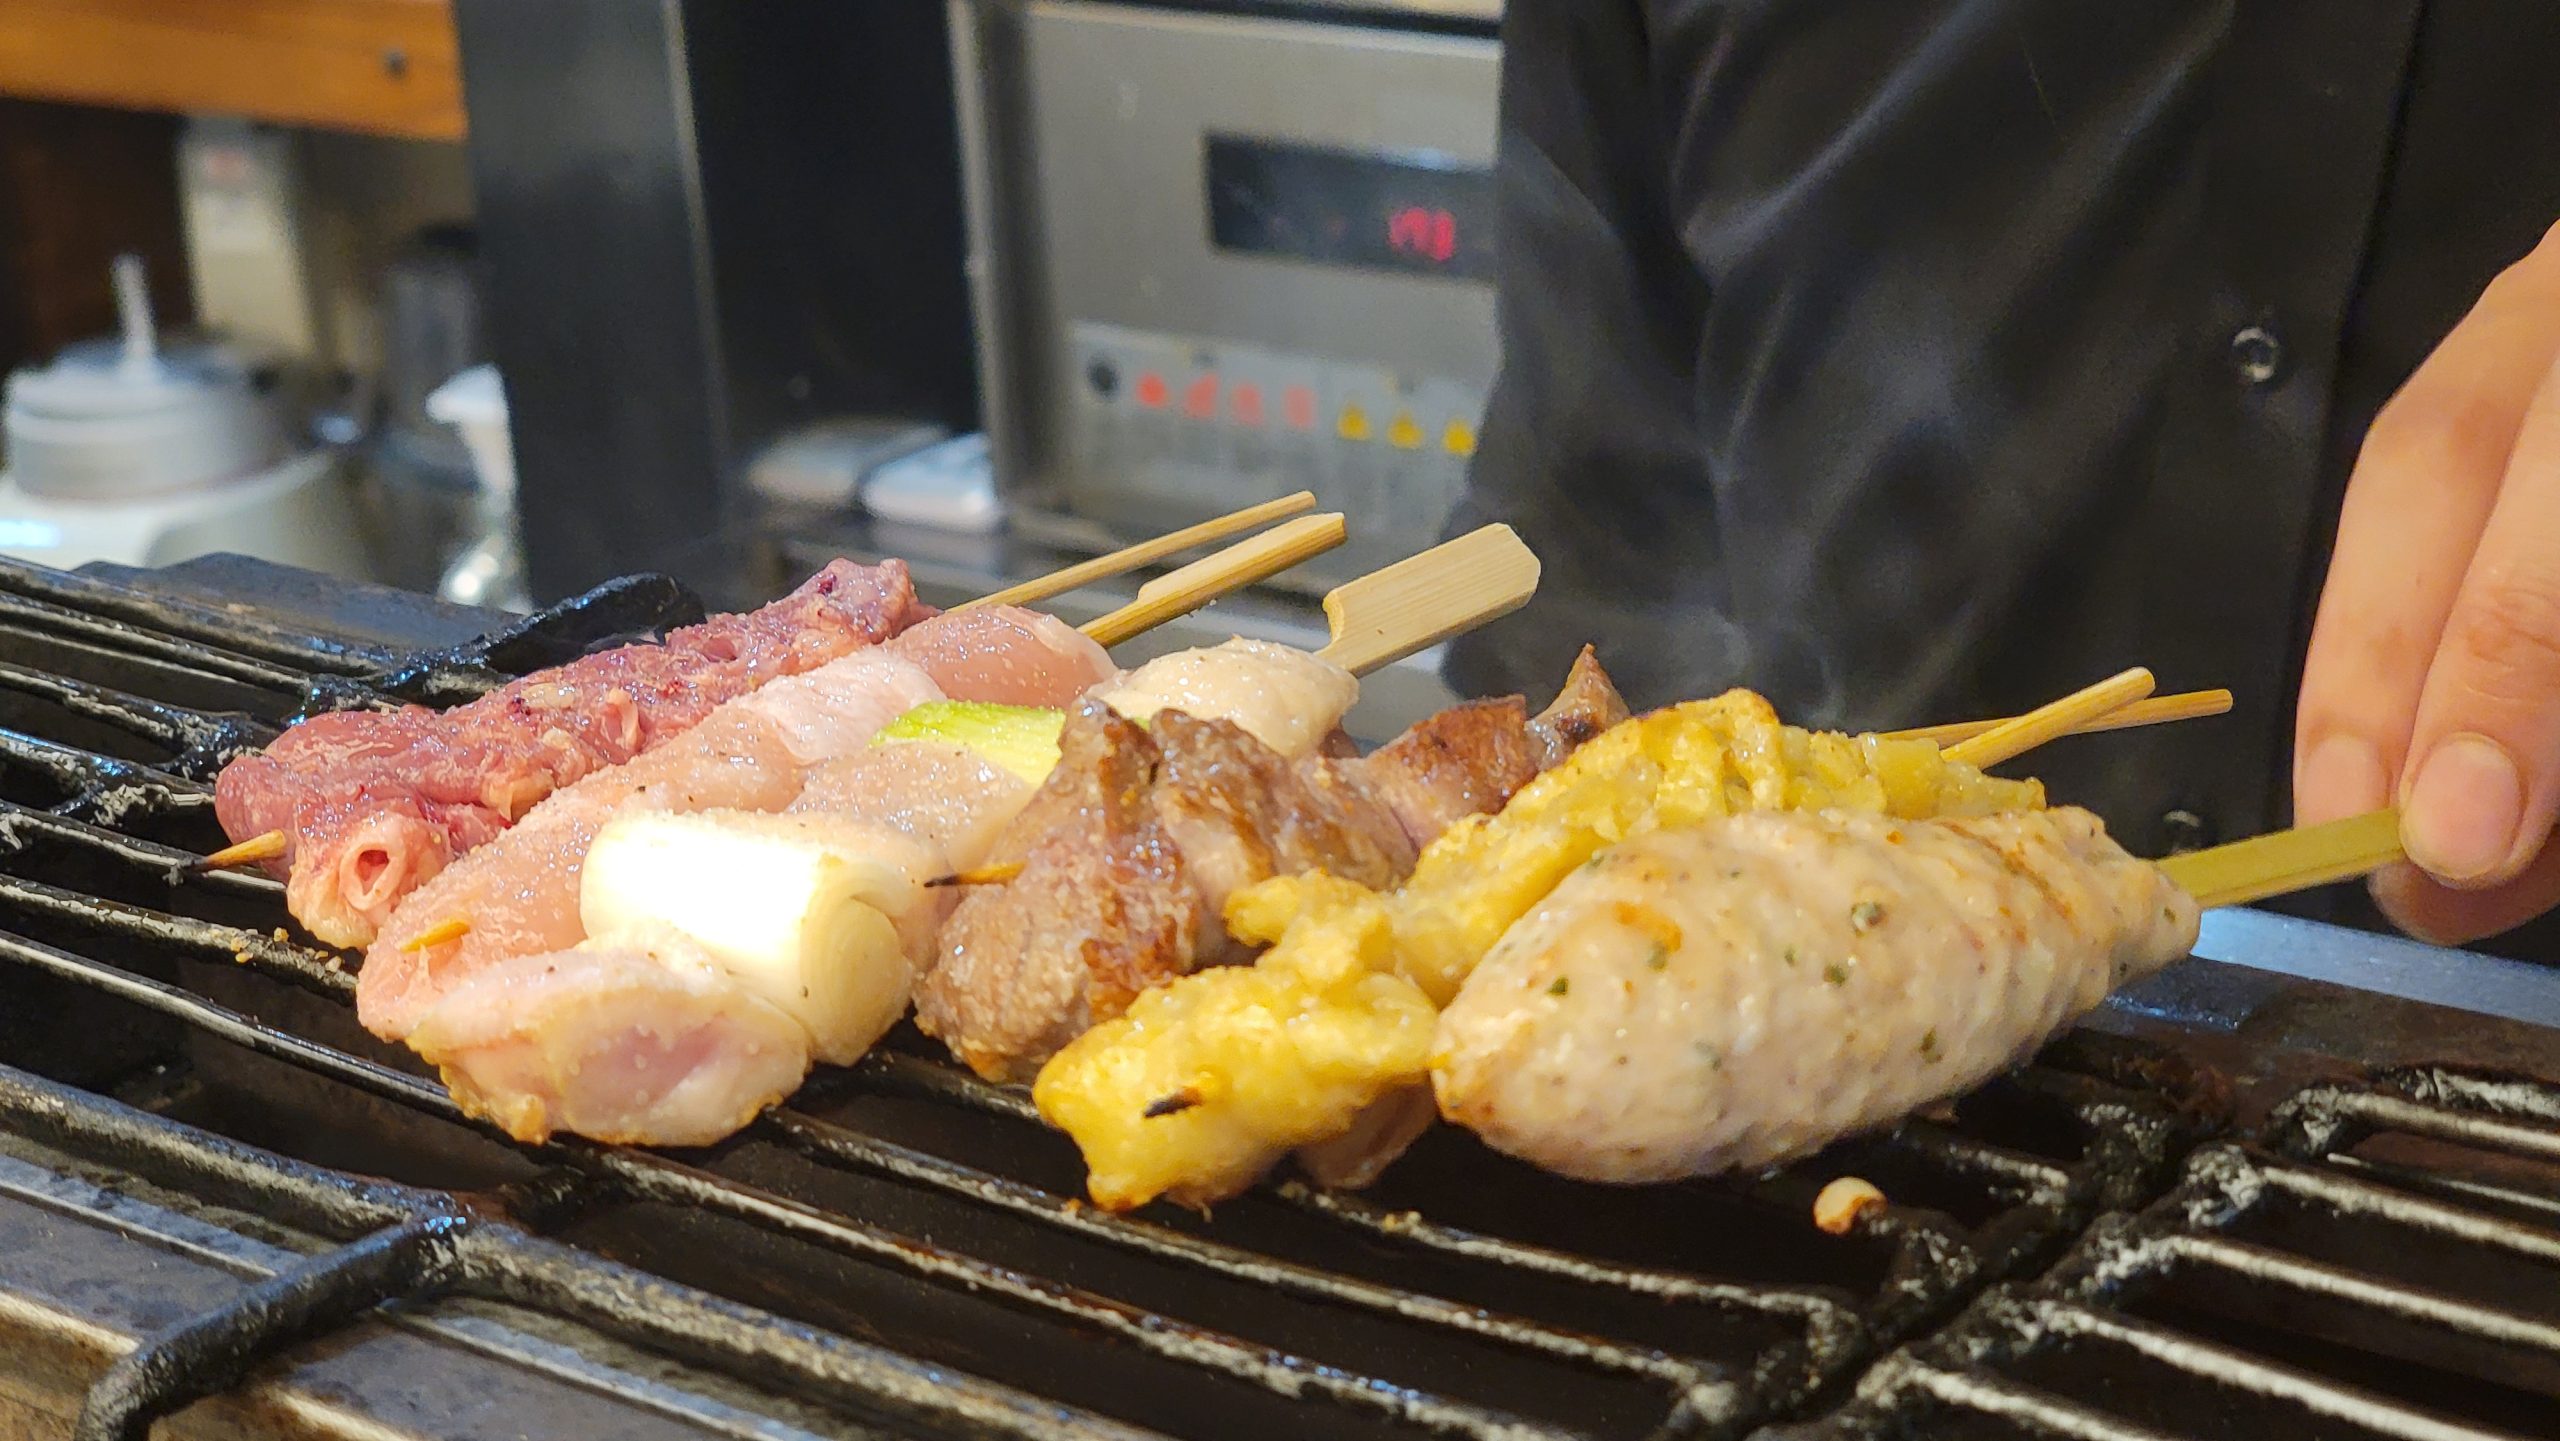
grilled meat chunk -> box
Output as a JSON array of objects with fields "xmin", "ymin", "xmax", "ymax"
[
  {"xmin": 1434, "ymin": 807, "xmax": 2200, "ymax": 1182},
  {"xmin": 919, "ymin": 659, "xmax": 1628, "ymax": 1084},
  {"xmin": 916, "ymin": 702, "xmax": 1202, "ymax": 1081}
]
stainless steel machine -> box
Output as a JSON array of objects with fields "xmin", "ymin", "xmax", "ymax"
[{"xmin": 954, "ymin": 0, "xmax": 1503, "ymax": 584}]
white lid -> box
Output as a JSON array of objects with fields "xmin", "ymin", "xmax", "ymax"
[{"xmin": 425, "ymin": 363, "xmax": 507, "ymax": 428}]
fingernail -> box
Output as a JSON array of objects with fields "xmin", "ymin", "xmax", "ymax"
[
  {"xmin": 2402, "ymin": 733, "xmax": 2525, "ymax": 884},
  {"xmin": 2296, "ymin": 734, "xmax": 2386, "ymax": 826}
]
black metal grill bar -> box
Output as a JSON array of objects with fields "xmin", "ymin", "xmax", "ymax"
[
  {"xmin": 1892, "ymin": 1365, "xmax": 2187, "ymax": 1441},
  {"xmin": 0, "ymin": 589, "xmax": 323, "ymax": 694},
  {"xmin": 2321, "ymin": 1152, "xmax": 2560, "ymax": 1227},
  {"xmin": 2241, "ymin": 1156, "xmax": 2560, "ymax": 1265},
  {"xmin": 855, "ymin": 1046, "xmax": 1931, "ymax": 1346},
  {"xmin": 0, "ymin": 565, "xmax": 398, "ymax": 676},
  {"xmin": 0, "ymin": 661, "xmax": 275, "ymax": 771},
  {"xmin": 0, "ymin": 727, "xmax": 206, "ymax": 801},
  {"xmin": 0, "ymin": 872, "xmax": 352, "ymax": 1000},
  {"xmin": 459, "ymin": 1229, "xmax": 1177, "ymax": 1441},
  {"xmin": 0, "ymin": 919, "xmax": 1629, "ymax": 1441},
  {"xmin": 2040, "ymin": 1303, "xmax": 2524, "ymax": 1441},
  {"xmin": 2148, "ymin": 1230, "xmax": 2560, "ymax": 1353},
  {"xmin": 590, "ymin": 1146, "xmax": 1592, "ymax": 1441},
  {"xmin": 0, "ymin": 928, "xmax": 445, "ymax": 1114},
  {"xmin": 76, "ymin": 1214, "xmax": 478, "ymax": 1441},
  {"xmin": 1269, "ymin": 1178, "xmax": 1855, "ymax": 1330},
  {"xmin": 0, "ymin": 1061, "xmax": 1184, "ymax": 1441},
  {"xmin": 0, "ymin": 1063, "xmax": 446, "ymax": 1237},
  {"xmin": 2267, "ymin": 1084, "xmax": 2560, "ymax": 1167},
  {"xmin": 0, "ymin": 799, "xmax": 282, "ymax": 900},
  {"xmin": 755, "ymin": 1109, "xmax": 1742, "ymax": 1406}
]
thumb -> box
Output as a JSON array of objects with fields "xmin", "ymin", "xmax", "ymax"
[{"xmin": 2398, "ymin": 349, "xmax": 2560, "ymax": 888}]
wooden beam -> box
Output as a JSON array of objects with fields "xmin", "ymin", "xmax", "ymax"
[{"xmin": 0, "ymin": 0, "xmax": 462, "ymax": 142}]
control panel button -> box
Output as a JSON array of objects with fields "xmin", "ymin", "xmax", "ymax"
[
  {"xmin": 1387, "ymin": 411, "xmax": 1424, "ymax": 450},
  {"xmin": 1086, "ymin": 360, "xmax": 1120, "ymax": 399},
  {"xmin": 1134, "ymin": 372, "xmax": 1169, "ymax": 409}
]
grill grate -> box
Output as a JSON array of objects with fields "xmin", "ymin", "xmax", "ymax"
[
  {"xmin": 0, "ymin": 552, "xmax": 2502, "ymax": 1441},
  {"xmin": 1768, "ymin": 1067, "xmax": 2560, "ymax": 1439}
]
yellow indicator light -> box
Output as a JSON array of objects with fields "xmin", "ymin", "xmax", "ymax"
[
  {"xmin": 1387, "ymin": 412, "xmax": 1424, "ymax": 450},
  {"xmin": 1336, "ymin": 404, "xmax": 1372, "ymax": 442},
  {"xmin": 1441, "ymin": 419, "xmax": 1478, "ymax": 458}
]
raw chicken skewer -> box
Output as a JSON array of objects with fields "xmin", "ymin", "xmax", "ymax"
[{"xmin": 205, "ymin": 493, "xmax": 1320, "ymax": 940}]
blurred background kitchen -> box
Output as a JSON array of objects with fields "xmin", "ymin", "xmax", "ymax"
[{"xmin": 0, "ymin": 0, "xmax": 1496, "ymax": 730}]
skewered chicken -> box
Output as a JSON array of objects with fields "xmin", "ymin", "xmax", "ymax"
[
  {"xmin": 922, "ymin": 649, "xmax": 1629, "ymax": 1083},
  {"xmin": 1434, "ymin": 806, "xmax": 2199, "ymax": 1181},
  {"xmin": 1034, "ymin": 689, "xmax": 2041, "ymax": 1210},
  {"xmin": 217, "ymin": 559, "xmax": 931, "ymax": 947},
  {"xmin": 359, "ymin": 606, "xmax": 1112, "ymax": 1041},
  {"xmin": 404, "ymin": 931, "xmax": 812, "ymax": 1147}
]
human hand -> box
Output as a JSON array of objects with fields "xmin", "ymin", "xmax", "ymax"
[{"xmin": 2295, "ymin": 219, "xmax": 2560, "ymax": 944}]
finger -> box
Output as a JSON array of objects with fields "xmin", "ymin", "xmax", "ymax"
[
  {"xmin": 2294, "ymin": 224, "xmax": 2560, "ymax": 829},
  {"xmin": 2398, "ymin": 343, "xmax": 2560, "ymax": 887},
  {"xmin": 2370, "ymin": 846, "xmax": 2560, "ymax": 947}
]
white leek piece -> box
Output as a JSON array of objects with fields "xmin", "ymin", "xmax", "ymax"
[{"xmin": 581, "ymin": 810, "xmax": 921, "ymax": 1064}]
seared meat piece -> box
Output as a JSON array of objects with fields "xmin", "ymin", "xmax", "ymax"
[
  {"xmin": 1352, "ymin": 698, "xmax": 1539, "ymax": 848},
  {"xmin": 918, "ymin": 659, "xmax": 1629, "ymax": 1083},
  {"xmin": 917, "ymin": 702, "xmax": 1202, "ymax": 1081},
  {"xmin": 1434, "ymin": 806, "xmax": 2199, "ymax": 1182},
  {"xmin": 1150, "ymin": 709, "xmax": 1419, "ymax": 964}
]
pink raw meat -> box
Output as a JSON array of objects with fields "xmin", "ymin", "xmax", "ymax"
[{"xmin": 216, "ymin": 559, "xmax": 932, "ymax": 948}]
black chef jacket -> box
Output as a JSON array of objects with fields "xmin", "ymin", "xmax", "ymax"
[{"xmin": 1446, "ymin": 0, "xmax": 2560, "ymax": 950}]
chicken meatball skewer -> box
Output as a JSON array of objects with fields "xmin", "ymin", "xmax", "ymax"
[{"xmin": 1433, "ymin": 806, "xmax": 2199, "ymax": 1183}]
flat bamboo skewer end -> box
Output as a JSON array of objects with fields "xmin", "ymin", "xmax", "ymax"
[
  {"xmin": 200, "ymin": 830, "xmax": 287, "ymax": 870},
  {"xmin": 2157, "ymin": 807, "xmax": 2407, "ymax": 911},
  {"xmin": 1940, "ymin": 668, "xmax": 2157, "ymax": 771},
  {"xmin": 1315, "ymin": 524, "xmax": 1542, "ymax": 677}
]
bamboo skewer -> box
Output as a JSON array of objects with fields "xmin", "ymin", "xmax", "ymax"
[
  {"xmin": 2157, "ymin": 808, "xmax": 2407, "ymax": 911},
  {"xmin": 1079, "ymin": 514, "xmax": 1349, "ymax": 647},
  {"xmin": 956, "ymin": 491, "xmax": 1317, "ymax": 612},
  {"xmin": 400, "ymin": 917, "xmax": 474, "ymax": 952},
  {"xmin": 199, "ymin": 830, "xmax": 287, "ymax": 871},
  {"xmin": 1315, "ymin": 524, "xmax": 1541, "ymax": 677},
  {"xmin": 1940, "ymin": 668, "xmax": 2157, "ymax": 771},
  {"xmin": 1886, "ymin": 689, "xmax": 2233, "ymax": 748}
]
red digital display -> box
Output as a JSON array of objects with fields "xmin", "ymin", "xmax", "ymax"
[
  {"xmin": 1206, "ymin": 136, "xmax": 1492, "ymax": 282},
  {"xmin": 1386, "ymin": 206, "xmax": 1460, "ymax": 266}
]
